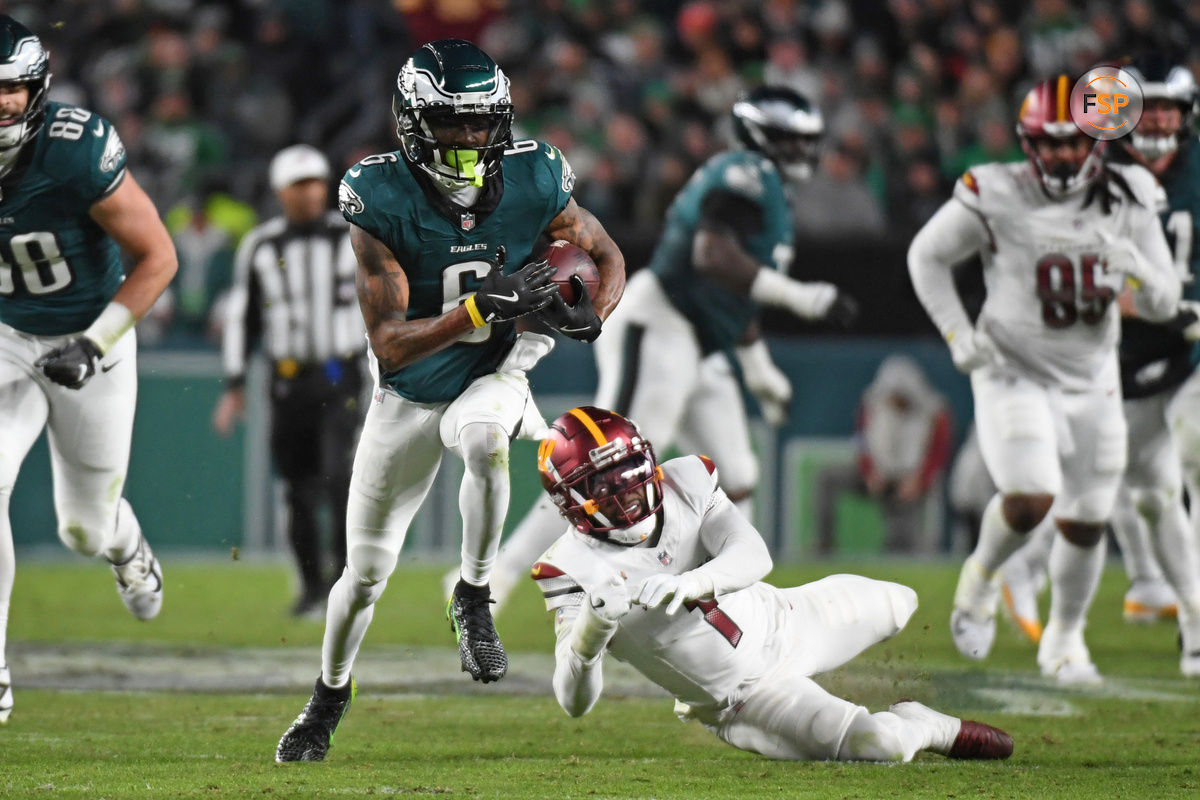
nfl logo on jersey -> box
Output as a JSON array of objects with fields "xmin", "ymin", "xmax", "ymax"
[
  {"xmin": 657, "ymin": 550, "xmax": 673, "ymax": 567},
  {"xmin": 460, "ymin": 212, "xmax": 475, "ymax": 231}
]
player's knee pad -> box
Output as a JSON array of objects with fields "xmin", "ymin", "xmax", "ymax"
[
  {"xmin": 837, "ymin": 708, "xmax": 908, "ymax": 762},
  {"xmin": 458, "ymin": 421, "xmax": 509, "ymax": 478},
  {"xmin": 803, "ymin": 575, "xmax": 918, "ymax": 635},
  {"xmin": 55, "ymin": 507, "xmax": 118, "ymax": 557},
  {"xmin": 1057, "ymin": 519, "xmax": 1105, "ymax": 548},
  {"xmin": 347, "ymin": 540, "xmax": 399, "ymax": 585},
  {"xmin": 1001, "ymin": 492, "xmax": 1053, "ymax": 533},
  {"xmin": 342, "ymin": 565, "xmax": 388, "ymax": 605},
  {"xmin": 1127, "ymin": 487, "xmax": 1173, "ymax": 528}
]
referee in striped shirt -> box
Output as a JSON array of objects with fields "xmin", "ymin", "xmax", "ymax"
[{"xmin": 213, "ymin": 144, "xmax": 366, "ymax": 617}]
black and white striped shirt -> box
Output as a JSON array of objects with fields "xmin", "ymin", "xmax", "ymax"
[{"xmin": 222, "ymin": 210, "xmax": 365, "ymax": 383}]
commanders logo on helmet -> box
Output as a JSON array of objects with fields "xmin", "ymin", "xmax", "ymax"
[
  {"xmin": 538, "ymin": 406, "xmax": 664, "ymax": 546},
  {"xmin": 1016, "ymin": 74, "xmax": 1105, "ymax": 196},
  {"xmin": 393, "ymin": 39, "xmax": 514, "ymax": 187},
  {"xmin": 0, "ymin": 15, "xmax": 51, "ymax": 153}
]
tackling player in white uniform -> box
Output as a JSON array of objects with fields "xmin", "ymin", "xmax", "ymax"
[
  {"xmin": 531, "ymin": 406, "xmax": 1013, "ymax": 763},
  {"xmin": 908, "ymin": 75, "xmax": 1181, "ymax": 684},
  {"xmin": 454, "ymin": 86, "xmax": 856, "ymax": 612}
]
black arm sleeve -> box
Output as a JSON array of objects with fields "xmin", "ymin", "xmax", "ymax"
[{"xmin": 697, "ymin": 188, "xmax": 765, "ymax": 243}]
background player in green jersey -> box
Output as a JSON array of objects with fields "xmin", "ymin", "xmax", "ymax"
[
  {"xmin": 276, "ymin": 39, "xmax": 624, "ymax": 762},
  {"xmin": 0, "ymin": 16, "xmax": 178, "ymax": 723},
  {"xmin": 996, "ymin": 56, "xmax": 1200, "ymax": 677},
  {"xmin": 471, "ymin": 86, "xmax": 858, "ymax": 612}
]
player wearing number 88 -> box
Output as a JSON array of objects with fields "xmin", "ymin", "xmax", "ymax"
[
  {"xmin": 532, "ymin": 406, "xmax": 1013, "ymax": 762},
  {"xmin": 908, "ymin": 74, "xmax": 1180, "ymax": 685},
  {"xmin": 0, "ymin": 15, "xmax": 177, "ymax": 722}
]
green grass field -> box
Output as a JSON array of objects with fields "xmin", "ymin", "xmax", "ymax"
[{"xmin": 2, "ymin": 557, "xmax": 1199, "ymax": 799}]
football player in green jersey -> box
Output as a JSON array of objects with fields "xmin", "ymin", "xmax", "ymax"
[
  {"xmin": 996, "ymin": 56, "xmax": 1200, "ymax": 676},
  {"xmin": 0, "ymin": 16, "xmax": 178, "ymax": 723},
  {"xmin": 276, "ymin": 39, "xmax": 624, "ymax": 762},
  {"xmin": 464, "ymin": 86, "xmax": 858, "ymax": 614}
]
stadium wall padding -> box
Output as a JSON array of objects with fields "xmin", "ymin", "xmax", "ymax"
[{"xmin": 10, "ymin": 337, "xmax": 972, "ymax": 556}]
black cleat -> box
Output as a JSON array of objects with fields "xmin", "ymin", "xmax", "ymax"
[
  {"xmin": 447, "ymin": 580, "xmax": 508, "ymax": 683},
  {"xmin": 275, "ymin": 677, "xmax": 355, "ymax": 762}
]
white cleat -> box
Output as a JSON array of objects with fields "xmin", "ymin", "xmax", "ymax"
[
  {"xmin": 1177, "ymin": 605, "xmax": 1200, "ymax": 677},
  {"xmin": 889, "ymin": 700, "xmax": 1014, "ymax": 759},
  {"xmin": 951, "ymin": 607, "xmax": 997, "ymax": 660},
  {"xmin": 0, "ymin": 665, "xmax": 11, "ymax": 723},
  {"xmin": 998, "ymin": 558, "xmax": 1043, "ymax": 644},
  {"xmin": 110, "ymin": 534, "xmax": 163, "ymax": 621},
  {"xmin": 1123, "ymin": 580, "xmax": 1177, "ymax": 624},
  {"xmin": 1044, "ymin": 654, "xmax": 1103, "ymax": 687},
  {"xmin": 950, "ymin": 557, "xmax": 999, "ymax": 660},
  {"xmin": 1038, "ymin": 621, "xmax": 1102, "ymax": 686}
]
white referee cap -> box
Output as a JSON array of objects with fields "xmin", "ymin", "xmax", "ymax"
[{"xmin": 269, "ymin": 144, "xmax": 330, "ymax": 191}]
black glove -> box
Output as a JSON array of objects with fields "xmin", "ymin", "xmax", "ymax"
[
  {"xmin": 35, "ymin": 337, "xmax": 103, "ymax": 389},
  {"xmin": 538, "ymin": 275, "xmax": 602, "ymax": 342},
  {"xmin": 823, "ymin": 292, "xmax": 859, "ymax": 329},
  {"xmin": 471, "ymin": 248, "xmax": 559, "ymax": 324}
]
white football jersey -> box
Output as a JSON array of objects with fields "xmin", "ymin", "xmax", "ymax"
[
  {"xmin": 533, "ymin": 455, "xmax": 787, "ymax": 709},
  {"xmin": 957, "ymin": 162, "xmax": 1171, "ymax": 391}
]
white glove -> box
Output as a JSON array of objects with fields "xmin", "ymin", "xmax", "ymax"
[
  {"xmin": 736, "ymin": 341, "xmax": 792, "ymax": 428},
  {"xmin": 1098, "ymin": 233, "xmax": 1155, "ymax": 289},
  {"xmin": 634, "ymin": 571, "xmax": 715, "ymax": 616},
  {"xmin": 569, "ymin": 573, "xmax": 630, "ymax": 662},
  {"xmin": 946, "ymin": 327, "xmax": 1002, "ymax": 374},
  {"xmin": 749, "ymin": 269, "xmax": 837, "ymax": 318},
  {"xmin": 585, "ymin": 573, "xmax": 632, "ymax": 623}
]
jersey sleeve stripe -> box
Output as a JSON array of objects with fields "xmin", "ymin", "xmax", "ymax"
[
  {"xmin": 97, "ymin": 167, "xmax": 126, "ymax": 200},
  {"xmin": 698, "ymin": 455, "xmax": 717, "ymax": 475}
]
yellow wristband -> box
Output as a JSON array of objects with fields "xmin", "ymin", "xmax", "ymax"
[{"xmin": 463, "ymin": 294, "xmax": 487, "ymax": 328}]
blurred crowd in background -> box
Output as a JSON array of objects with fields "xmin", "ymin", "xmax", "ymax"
[{"xmin": 13, "ymin": 0, "xmax": 1200, "ymax": 347}]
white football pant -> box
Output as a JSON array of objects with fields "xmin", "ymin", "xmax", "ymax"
[{"xmin": 0, "ymin": 324, "xmax": 143, "ymax": 665}]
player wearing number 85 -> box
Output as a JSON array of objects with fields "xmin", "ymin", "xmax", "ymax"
[
  {"xmin": 532, "ymin": 406, "xmax": 1013, "ymax": 762},
  {"xmin": 908, "ymin": 74, "xmax": 1180, "ymax": 685},
  {"xmin": 0, "ymin": 16, "xmax": 176, "ymax": 723},
  {"xmin": 276, "ymin": 38, "xmax": 624, "ymax": 762}
]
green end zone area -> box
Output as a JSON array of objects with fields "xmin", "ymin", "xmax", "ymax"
[{"xmin": 2, "ymin": 560, "xmax": 1198, "ymax": 798}]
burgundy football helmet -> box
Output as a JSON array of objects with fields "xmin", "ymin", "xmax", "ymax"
[
  {"xmin": 538, "ymin": 406, "xmax": 663, "ymax": 545},
  {"xmin": 1016, "ymin": 74, "xmax": 1104, "ymax": 196}
]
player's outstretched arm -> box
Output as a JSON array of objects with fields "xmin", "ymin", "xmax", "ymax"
[
  {"xmin": 543, "ymin": 198, "xmax": 625, "ymax": 319},
  {"xmin": 692, "ymin": 206, "xmax": 856, "ymax": 326},
  {"xmin": 88, "ymin": 171, "xmax": 178, "ymax": 343},
  {"xmin": 551, "ymin": 576, "xmax": 630, "ymax": 717}
]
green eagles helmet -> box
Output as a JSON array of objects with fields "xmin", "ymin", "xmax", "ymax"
[
  {"xmin": 731, "ymin": 85, "xmax": 823, "ymax": 182},
  {"xmin": 0, "ymin": 15, "xmax": 50, "ymax": 153},
  {"xmin": 393, "ymin": 38, "xmax": 513, "ymax": 187},
  {"xmin": 1125, "ymin": 53, "xmax": 1198, "ymax": 162}
]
